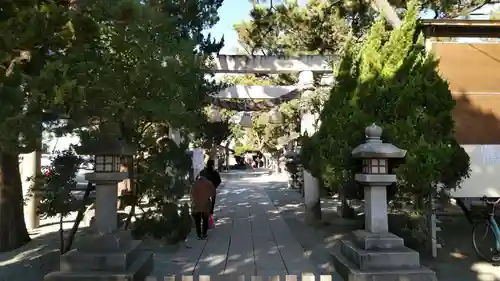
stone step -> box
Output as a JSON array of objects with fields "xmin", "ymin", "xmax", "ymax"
[
  {"xmin": 352, "ymin": 230, "xmax": 404, "ymax": 250},
  {"xmin": 332, "ymin": 247, "xmax": 437, "ymax": 281},
  {"xmin": 61, "ymin": 240, "xmax": 142, "ymax": 272},
  {"xmin": 340, "ymin": 240, "xmax": 420, "ymax": 270},
  {"xmin": 44, "ymin": 251, "xmax": 153, "ymax": 281}
]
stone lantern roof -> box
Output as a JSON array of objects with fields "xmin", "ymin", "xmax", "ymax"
[{"xmin": 352, "ymin": 123, "xmax": 406, "ymax": 159}]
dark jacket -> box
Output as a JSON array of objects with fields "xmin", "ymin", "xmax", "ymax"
[{"xmin": 199, "ymin": 168, "xmax": 222, "ymax": 188}]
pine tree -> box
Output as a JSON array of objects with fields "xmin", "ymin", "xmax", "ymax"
[{"xmin": 0, "ymin": 0, "xmax": 224, "ymax": 251}]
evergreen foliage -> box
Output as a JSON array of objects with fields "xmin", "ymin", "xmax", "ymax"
[
  {"xmin": 131, "ymin": 138, "xmax": 193, "ymax": 243},
  {"xmin": 0, "ymin": 0, "xmax": 224, "ymax": 251},
  {"xmin": 241, "ymin": 0, "xmax": 489, "ymax": 56},
  {"xmin": 302, "ymin": 3, "xmax": 470, "ymax": 208}
]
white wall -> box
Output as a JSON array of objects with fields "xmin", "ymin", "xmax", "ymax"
[{"xmin": 450, "ymin": 145, "xmax": 500, "ymax": 198}]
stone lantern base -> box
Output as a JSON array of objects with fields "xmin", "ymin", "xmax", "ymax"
[
  {"xmin": 44, "ymin": 231, "xmax": 153, "ymax": 281},
  {"xmin": 331, "ymin": 230, "xmax": 437, "ymax": 281}
]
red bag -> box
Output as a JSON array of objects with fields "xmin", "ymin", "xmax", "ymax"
[{"xmin": 208, "ymin": 215, "xmax": 215, "ymax": 229}]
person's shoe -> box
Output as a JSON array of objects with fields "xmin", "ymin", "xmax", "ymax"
[
  {"xmin": 197, "ymin": 236, "xmax": 204, "ymax": 240},
  {"xmin": 202, "ymin": 234, "xmax": 208, "ymax": 239},
  {"xmin": 493, "ymin": 256, "xmax": 500, "ymax": 262}
]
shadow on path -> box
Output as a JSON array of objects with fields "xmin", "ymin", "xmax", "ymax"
[{"xmin": 150, "ymin": 172, "xmax": 325, "ymax": 279}]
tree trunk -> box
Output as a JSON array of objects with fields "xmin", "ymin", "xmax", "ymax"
[
  {"xmin": 59, "ymin": 214, "xmax": 64, "ymax": 253},
  {"xmin": 0, "ymin": 152, "xmax": 31, "ymax": 252}
]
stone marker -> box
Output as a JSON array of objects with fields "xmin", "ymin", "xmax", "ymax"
[{"xmin": 331, "ymin": 123, "xmax": 437, "ymax": 281}]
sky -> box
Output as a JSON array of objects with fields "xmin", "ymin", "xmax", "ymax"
[
  {"xmin": 208, "ymin": 0, "xmax": 253, "ymax": 54},
  {"xmin": 207, "ymin": 0, "xmax": 308, "ymax": 54}
]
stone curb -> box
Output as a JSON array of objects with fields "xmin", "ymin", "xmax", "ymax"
[{"xmin": 146, "ymin": 274, "xmax": 335, "ymax": 281}]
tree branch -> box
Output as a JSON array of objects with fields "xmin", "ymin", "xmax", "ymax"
[{"xmin": 371, "ymin": 0, "xmax": 402, "ymax": 28}]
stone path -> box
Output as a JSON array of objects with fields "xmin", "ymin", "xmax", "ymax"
[
  {"xmin": 150, "ymin": 171, "xmax": 332, "ymax": 279},
  {"xmin": 261, "ymin": 175, "xmax": 354, "ymax": 276},
  {"xmin": 261, "ymin": 173, "xmax": 500, "ymax": 281}
]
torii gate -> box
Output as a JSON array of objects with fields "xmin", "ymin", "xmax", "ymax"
[
  {"xmin": 209, "ymin": 55, "xmax": 333, "ymax": 104},
  {"xmin": 207, "ymin": 54, "xmax": 334, "ymax": 223}
]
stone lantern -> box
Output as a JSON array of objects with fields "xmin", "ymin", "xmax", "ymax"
[
  {"xmin": 44, "ymin": 128, "xmax": 154, "ymax": 281},
  {"xmin": 332, "ymin": 123, "xmax": 436, "ymax": 281},
  {"xmin": 82, "ymin": 137, "xmax": 135, "ymax": 234},
  {"xmin": 351, "ymin": 123, "xmax": 406, "ymax": 233},
  {"xmin": 284, "ymin": 150, "xmax": 299, "ymax": 189}
]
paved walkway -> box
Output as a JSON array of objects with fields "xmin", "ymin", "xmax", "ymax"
[
  {"xmin": 150, "ymin": 171, "xmax": 329, "ymax": 278},
  {"xmin": 261, "ymin": 173, "xmax": 500, "ymax": 281}
]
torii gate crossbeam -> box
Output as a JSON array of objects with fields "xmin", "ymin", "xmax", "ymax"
[{"xmin": 210, "ymin": 55, "xmax": 333, "ymax": 74}]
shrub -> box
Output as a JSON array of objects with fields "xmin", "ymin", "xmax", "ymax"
[{"xmin": 132, "ymin": 203, "xmax": 191, "ymax": 244}]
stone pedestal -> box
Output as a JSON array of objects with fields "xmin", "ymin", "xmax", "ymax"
[
  {"xmin": 44, "ymin": 231, "xmax": 153, "ymax": 281},
  {"xmin": 332, "ymin": 124, "xmax": 436, "ymax": 281},
  {"xmin": 333, "ymin": 196, "xmax": 436, "ymax": 280},
  {"xmin": 332, "ymin": 230, "xmax": 436, "ymax": 281},
  {"xmin": 363, "ymin": 185, "xmax": 389, "ymax": 233},
  {"xmin": 304, "ymin": 170, "xmax": 321, "ymax": 223},
  {"xmin": 85, "ymin": 172, "xmax": 128, "ymax": 235},
  {"xmin": 355, "ymin": 173, "xmax": 395, "ymax": 234}
]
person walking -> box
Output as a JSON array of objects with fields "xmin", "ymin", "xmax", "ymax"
[
  {"xmin": 190, "ymin": 176, "xmax": 215, "ymax": 239},
  {"xmin": 199, "ymin": 159, "xmax": 222, "ymax": 216}
]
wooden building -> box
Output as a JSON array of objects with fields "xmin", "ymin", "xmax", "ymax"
[{"xmin": 420, "ymin": 20, "xmax": 500, "ymax": 144}]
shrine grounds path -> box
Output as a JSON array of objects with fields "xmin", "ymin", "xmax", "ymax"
[
  {"xmin": 147, "ymin": 170, "xmax": 343, "ymax": 280},
  {"xmin": 2, "ymin": 169, "xmax": 499, "ymax": 280},
  {"xmin": 147, "ymin": 169, "xmax": 500, "ymax": 281}
]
